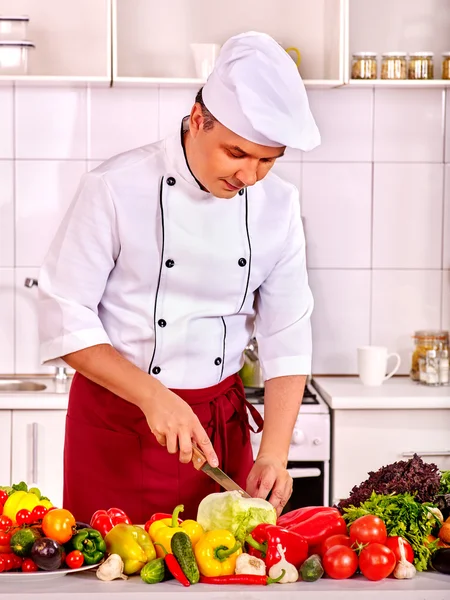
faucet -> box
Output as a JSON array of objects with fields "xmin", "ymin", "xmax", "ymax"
[
  {"xmin": 55, "ymin": 367, "xmax": 68, "ymax": 381},
  {"xmin": 24, "ymin": 278, "xmax": 38, "ymax": 288}
]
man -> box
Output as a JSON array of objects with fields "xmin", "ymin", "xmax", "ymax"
[{"xmin": 38, "ymin": 31, "xmax": 320, "ymax": 522}]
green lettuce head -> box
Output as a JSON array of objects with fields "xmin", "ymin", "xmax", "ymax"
[{"xmin": 197, "ymin": 491, "xmax": 277, "ymax": 543}]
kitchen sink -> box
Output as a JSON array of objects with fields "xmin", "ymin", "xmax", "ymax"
[{"xmin": 0, "ymin": 379, "xmax": 47, "ymax": 392}]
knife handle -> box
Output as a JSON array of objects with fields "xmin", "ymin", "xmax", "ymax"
[{"xmin": 192, "ymin": 446, "xmax": 207, "ymax": 470}]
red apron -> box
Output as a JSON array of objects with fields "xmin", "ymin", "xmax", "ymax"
[{"xmin": 63, "ymin": 373, "xmax": 263, "ymax": 523}]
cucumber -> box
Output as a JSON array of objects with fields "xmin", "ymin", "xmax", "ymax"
[
  {"xmin": 171, "ymin": 531, "xmax": 200, "ymax": 584},
  {"xmin": 299, "ymin": 554, "xmax": 324, "ymax": 582},
  {"xmin": 140, "ymin": 558, "xmax": 165, "ymax": 584}
]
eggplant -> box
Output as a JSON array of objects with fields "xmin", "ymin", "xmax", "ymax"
[
  {"xmin": 434, "ymin": 494, "xmax": 450, "ymax": 521},
  {"xmin": 75, "ymin": 521, "xmax": 92, "ymax": 531},
  {"xmin": 31, "ymin": 538, "xmax": 64, "ymax": 571},
  {"xmin": 431, "ymin": 549, "xmax": 450, "ymax": 575}
]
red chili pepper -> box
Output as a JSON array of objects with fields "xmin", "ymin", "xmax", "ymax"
[
  {"xmin": 286, "ymin": 510, "xmax": 347, "ymax": 546},
  {"xmin": 155, "ymin": 543, "xmax": 190, "ymax": 587},
  {"xmin": 246, "ymin": 524, "xmax": 308, "ymax": 569},
  {"xmin": 144, "ymin": 513, "xmax": 182, "ymax": 532},
  {"xmin": 90, "ymin": 508, "xmax": 131, "ymax": 537},
  {"xmin": 277, "ymin": 506, "xmax": 339, "ymax": 529},
  {"xmin": 199, "ymin": 571, "xmax": 285, "ymax": 586}
]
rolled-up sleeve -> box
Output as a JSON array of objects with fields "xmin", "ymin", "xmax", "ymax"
[
  {"xmin": 38, "ymin": 172, "xmax": 119, "ymax": 366},
  {"xmin": 255, "ymin": 187, "xmax": 314, "ymax": 380}
]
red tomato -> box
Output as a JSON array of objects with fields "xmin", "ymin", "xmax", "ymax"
[
  {"xmin": 22, "ymin": 558, "xmax": 38, "ymax": 573},
  {"xmin": 16, "ymin": 509, "xmax": 32, "ymax": 526},
  {"xmin": 0, "ymin": 530, "xmax": 11, "ymax": 547},
  {"xmin": 359, "ymin": 543, "xmax": 396, "ymax": 581},
  {"xmin": 66, "ymin": 550, "xmax": 84, "ymax": 569},
  {"xmin": 3, "ymin": 553, "xmax": 21, "ymax": 571},
  {"xmin": 30, "ymin": 505, "xmax": 48, "ymax": 523},
  {"xmin": 323, "ymin": 545, "xmax": 359, "ymax": 579},
  {"xmin": 0, "ymin": 491, "xmax": 7, "ymax": 505},
  {"xmin": 321, "ymin": 534, "xmax": 352, "ymax": 556},
  {"xmin": 385, "ymin": 536, "xmax": 414, "ymax": 564},
  {"xmin": 0, "ymin": 555, "xmax": 5, "ymax": 573},
  {"xmin": 42, "ymin": 508, "xmax": 76, "ymax": 544},
  {"xmin": 349, "ymin": 515, "xmax": 387, "ymax": 546},
  {"xmin": 0, "ymin": 515, "xmax": 12, "ymax": 531}
]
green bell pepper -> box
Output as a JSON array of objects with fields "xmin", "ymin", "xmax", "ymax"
[{"xmin": 71, "ymin": 528, "xmax": 107, "ymax": 565}]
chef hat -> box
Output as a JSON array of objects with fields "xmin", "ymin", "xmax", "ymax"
[{"xmin": 202, "ymin": 31, "xmax": 320, "ymax": 151}]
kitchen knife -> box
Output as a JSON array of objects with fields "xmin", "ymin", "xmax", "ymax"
[{"xmin": 192, "ymin": 446, "xmax": 251, "ymax": 498}]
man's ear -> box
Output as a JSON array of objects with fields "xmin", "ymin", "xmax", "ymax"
[{"xmin": 189, "ymin": 103, "xmax": 204, "ymax": 138}]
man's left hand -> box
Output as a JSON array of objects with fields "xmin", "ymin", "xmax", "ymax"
[{"xmin": 246, "ymin": 456, "xmax": 293, "ymax": 516}]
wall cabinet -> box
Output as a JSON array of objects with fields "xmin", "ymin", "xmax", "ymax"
[{"xmin": 0, "ymin": 411, "xmax": 11, "ymax": 486}]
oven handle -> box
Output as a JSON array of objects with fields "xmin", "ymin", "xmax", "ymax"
[
  {"xmin": 287, "ymin": 468, "xmax": 321, "ymax": 479},
  {"xmin": 402, "ymin": 450, "xmax": 450, "ymax": 457}
]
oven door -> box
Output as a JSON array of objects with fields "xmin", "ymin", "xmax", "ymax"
[{"xmin": 281, "ymin": 460, "xmax": 330, "ymax": 514}]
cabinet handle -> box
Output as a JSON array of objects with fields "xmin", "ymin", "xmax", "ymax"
[
  {"xmin": 32, "ymin": 423, "xmax": 39, "ymax": 484},
  {"xmin": 402, "ymin": 450, "xmax": 450, "ymax": 458},
  {"xmin": 287, "ymin": 468, "xmax": 321, "ymax": 479}
]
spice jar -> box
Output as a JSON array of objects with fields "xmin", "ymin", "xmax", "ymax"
[
  {"xmin": 351, "ymin": 52, "xmax": 377, "ymax": 79},
  {"xmin": 411, "ymin": 330, "xmax": 449, "ymax": 383},
  {"xmin": 381, "ymin": 52, "xmax": 407, "ymax": 79},
  {"xmin": 408, "ymin": 52, "xmax": 434, "ymax": 79},
  {"xmin": 442, "ymin": 52, "xmax": 450, "ymax": 80}
]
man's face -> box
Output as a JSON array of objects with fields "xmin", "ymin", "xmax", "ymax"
[{"xmin": 186, "ymin": 104, "xmax": 286, "ymax": 198}]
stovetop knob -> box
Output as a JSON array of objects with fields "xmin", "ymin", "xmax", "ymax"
[
  {"xmin": 291, "ymin": 429, "xmax": 306, "ymax": 445},
  {"xmin": 313, "ymin": 437, "xmax": 322, "ymax": 446}
]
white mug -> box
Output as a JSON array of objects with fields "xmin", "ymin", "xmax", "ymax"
[
  {"xmin": 357, "ymin": 346, "xmax": 401, "ymax": 386},
  {"xmin": 190, "ymin": 43, "xmax": 221, "ymax": 79}
]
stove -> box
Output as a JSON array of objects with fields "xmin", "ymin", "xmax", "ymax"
[{"xmin": 245, "ymin": 383, "xmax": 329, "ymax": 414}]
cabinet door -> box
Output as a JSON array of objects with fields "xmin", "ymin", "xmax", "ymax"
[
  {"xmin": 0, "ymin": 411, "xmax": 12, "ymax": 485},
  {"xmin": 332, "ymin": 409, "xmax": 450, "ymax": 504},
  {"xmin": 12, "ymin": 411, "xmax": 67, "ymax": 508}
]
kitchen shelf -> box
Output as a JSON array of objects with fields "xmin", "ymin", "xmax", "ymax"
[
  {"xmin": 348, "ymin": 79, "xmax": 450, "ymax": 88},
  {"xmin": 347, "ymin": 0, "xmax": 450, "ymax": 82},
  {"xmin": 0, "ymin": 0, "xmax": 111, "ymax": 81},
  {"xmin": 112, "ymin": 0, "xmax": 346, "ymax": 84}
]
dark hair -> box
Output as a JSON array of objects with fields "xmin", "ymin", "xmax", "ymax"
[{"xmin": 195, "ymin": 87, "xmax": 217, "ymax": 131}]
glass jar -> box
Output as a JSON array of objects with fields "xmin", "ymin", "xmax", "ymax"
[
  {"xmin": 442, "ymin": 52, "xmax": 450, "ymax": 80},
  {"xmin": 408, "ymin": 52, "xmax": 434, "ymax": 79},
  {"xmin": 411, "ymin": 330, "xmax": 449, "ymax": 383},
  {"xmin": 351, "ymin": 52, "xmax": 377, "ymax": 79},
  {"xmin": 381, "ymin": 52, "xmax": 407, "ymax": 79}
]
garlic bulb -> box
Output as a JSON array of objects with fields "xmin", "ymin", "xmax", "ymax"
[
  {"xmin": 268, "ymin": 544, "xmax": 298, "ymax": 584},
  {"xmin": 393, "ymin": 538, "xmax": 416, "ymax": 580},
  {"xmin": 96, "ymin": 554, "xmax": 128, "ymax": 581},
  {"xmin": 235, "ymin": 553, "xmax": 266, "ymax": 576}
]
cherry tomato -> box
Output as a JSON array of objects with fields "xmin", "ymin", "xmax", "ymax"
[
  {"xmin": 385, "ymin": 536, "xmax": 414, "ymax": 564},
  {"xmin": 66, "ymin": 550, "xmax": 84, "ymax": 569},
  {"xmin": 323, "ymin": 545, "xmax": 359, "ymax": 579},
  {"xmin": 349, "ymin": 515, "xmax": 387, "ymax": 546},
  {"xmin": 11, "ymin": 554, "xmax": 23, "ymax": 570},
  {"xmin": 16, "ymin": 509, "xmax": 32, "ymax": 527},
  {"xmin": 0, "ymin": 491, "xmax": 7, "ymax": 505},
  {"xmin": 30, "ymin": 505, "xmax": 48, "ymax": 523},
  {"xmin": 3, "ymin": 553, "xmax": 21, "ymax": 571},
  {"xmin": 22, "ymin": 558, "xmax": 38, "ymax": 573},
  {"xmin": 0, "ymin": 555, "xmax": 5, "ymax": 573},
  {"xmin": 0, "ymin": 515, "xmax": 12, "ymax": 531},
  {"xmin": 321, "ymin": 534, "xmax": 353, "ymax": 556},
  {"xmin": 42, "ymin": 508, "xmax": 76, "ymax": 544},
  {"xmin": 359, "ymin": 543, "xmax": 396, "ymax": 581}
]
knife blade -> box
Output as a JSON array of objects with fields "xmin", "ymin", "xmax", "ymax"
[{"xmin": 192, "ymin": 446, "xmax": 251, "ymax": 498}]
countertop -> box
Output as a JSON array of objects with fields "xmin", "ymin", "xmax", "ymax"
[
  {"xmin": 1, "ymin": 571, "xmax": 450, "ymax": 599},
  {"xmin": 313, "ymin": 376, "xmax": 450, "ymax": 410}
]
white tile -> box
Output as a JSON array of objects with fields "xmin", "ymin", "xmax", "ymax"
[
  {"xmin": 304, "ymin": 89, "xmax": 373, "ymax": 162},
  {"xmin": 0, "ymin": 268, "xmax": 14, "ymax": 373},
  {"xmin": 0, "ymin": 162, "xmax": 14, "ymax": 267},
  {"xmin": 16, "ymin": 87, "xmax": 87, "ymax": 159},
  {"xmin": 309, "ymin": 270, "xmax": 371, "ymax": 374},
  {"xmin": 15, "ymin": 267, "xmax": 53, "ymax": 375},
  {"xmin": 302, "ymin": 163, "xmax": 372, "ymax": 268},
  {"xmin": 374, "ymin": 89, "xmax": 444, "ymax": 162},
  {"xmin": 272, "ymin": 162, "xmax": 302, "ymax": 191},
  {"xmin": 0, "ymin": 86, "xmax": 13, "ymax": 158},
  {"xmin": 446, "ymin": 91, "xmax": 450, "ymax": 163},
  {"xmin": 444, "ymin": 165, "xmax": 450, "ymax": 270},
  {"xmin": 15, "ymin": 161, "xmax": 86, "ymax": 267},
  {"xmin": 88, "ymin": 161, "xmax": 104, "ymax": 172},
  {"xmin": 159, "ymin": 88, "xmax": 197, "ymax": 139},
  {"xmin": 372, "ymin": 270, "xmax": 442, "ymax": 375},
  {"xmin": 89, "ymin": 88, "xmax": 159, "ymax": 160},
  {"xmin": 442, "ymin": 270, "xmax": 450, "ymax": 332},
  {"xmin": 373, "ymin": 164, "xmax": 444, "ymax": 269}
]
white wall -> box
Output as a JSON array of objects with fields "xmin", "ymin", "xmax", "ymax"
[{"xmin": 0, "ymin": 85, "xmax": 449, "ymax": 375}]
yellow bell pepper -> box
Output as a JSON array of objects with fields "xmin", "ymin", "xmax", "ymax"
[
  {"xmin": 105, "ymin": 524, "xmax": 156, "ymax": 575},
  {"xmin": 194, "ymin": 529, "xmax": 242, "ymax": 577},
  {"xmin": 149, "ymin": 504, "xmax": 204, "ymax": 558},
  {"xmin": 3, "ymin": 491, "xmax": 50, "ymax": 524}
]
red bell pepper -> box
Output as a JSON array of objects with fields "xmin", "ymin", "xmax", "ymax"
[
  {"xmin": 277, "ymin": 506, "xmax": 339, "ymax": 529},
  {"xmin": 90, "ymin": 508, "xmax": 131, "ymax": 537},
  {"xmin": 283, "ymin": 509, "xmax": 347, "ymax": 546},
  {"xmin": 245, "ymin": 524, "xmax": 308, "ymax": 569}
]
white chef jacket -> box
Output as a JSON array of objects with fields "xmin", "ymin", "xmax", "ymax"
[{"xmin": 38, "ymin": 124, "xmax": 314, "ymax": 390}]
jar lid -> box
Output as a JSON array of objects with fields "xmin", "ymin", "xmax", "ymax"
[
  {"xmin": 352, "ymin": 52, "xmax": 377, "ymax": 58},
  {"xmin": 442, "ymin": 51, "xmax": 450, "ymax": 57},
  {"xmin": 413, "ymin": 329, "xmax": 449, "ymax": 341},
  {"xmin": 409, "ymin": 51, "xmax": 434, "ymax": 57},
  {"xmin": 382, "ymin": 52, "xmax": 407, "ymax": 57},
  {"xmin": 0, "ymin": 16, "xmax": 29, "ymax": 21}
]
